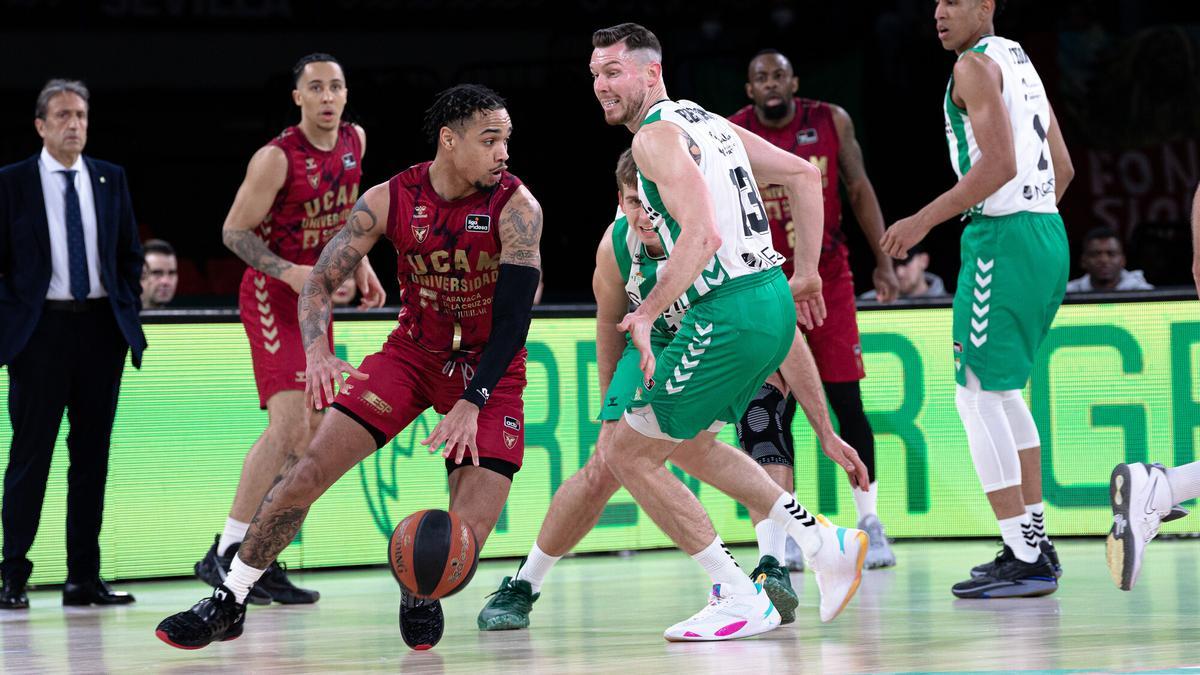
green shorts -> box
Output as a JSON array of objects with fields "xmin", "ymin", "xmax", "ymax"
[
  {"xmin": 952, "ymin": 211, "xmax": 1068, "ymax": 390},
  {"xmin": 600, "ymin": 336, "xmax": 671, "ymax": 421},
  {"xmin": 627, "ymin": 268, "xmax": 796, "ymax": 441}
]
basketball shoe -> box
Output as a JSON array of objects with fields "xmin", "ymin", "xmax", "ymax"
[
  {"xmin": 663, "ymin": 576, "xmax": 780, "ymax": 641},
  {"xmin": 400, "ymin": 588, "xmax": 444, "ymax": 650},
  {"xmin": 951, "ymin": 552, "xmax": 1057, "ymax": 598},
  {"xmin": 477, "ymin": 575, "xmax": 539, "ymax": 631},
  {"xmin": 194, "ymin": 535, "xmax": 271, "ymax": 605},
  {"xmin": 858, "ymin": 515, "xmax": 896, "ymax": 569},
  {"xmin": 807, "ymin": 515, "xmax": 868, "ymax": 623},
  {"xmin": 1107, "ymin": 462, "xmax": 1180, "ymax": 591},
  {"xmin": 972, "ymin": 541, "xmax": 1062, "ymax": 580},
  {"xmin": 257, "ymin": 560, "xmax": 320, "ymax": 604},
  {"xmin": 748, "ymin": 555, "xmax": 797, "ymax": 625},
  {"xmin": 155, "ymin": 584, "xmax": 245, "ymax": 650}
]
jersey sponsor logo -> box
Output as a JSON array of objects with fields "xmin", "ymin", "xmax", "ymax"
[
  {"xmin": 360, "ymin": 390, "xmax": 393, "ymax": 415},
  {"xmin": 413, "ymin": 204, "xmax": 429, "ymax": 219},
  {"xmin": 342, "ymin": 152, "xmax": 357, "ymax": 169},
  {"xmin": 305, "ymin": 157, "xmax": 317, "ymax": 171},
  {"xmin": 465, "ymin": 214, "xmax": 491, "ymax": 233},
  {"xmin": 503, "ymin": 416, "xmax": 521, "ymax": 431},
  {"xmin": 796, "ymin": 128, "xmax": 819, "ymax": 145}
]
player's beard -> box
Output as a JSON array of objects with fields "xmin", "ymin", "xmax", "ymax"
[
  {"xmin": 473, "ymin": 179, "xmax": 499, "ymax": 193},
  {"xmin": 761, "ymin": 101, "xmax": 790, "ymax": 120},
  {"xmin": 614, "ymin": 89, "xmax": 647, "ymax": 127}
]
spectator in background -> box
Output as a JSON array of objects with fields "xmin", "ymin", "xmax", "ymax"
[
  {"xmin": 331, "ymin": 277, "xmax": 356, "ymax": 307},
  {"xmin": 141, "ymin": 238, "xmax": 177, "ymax": 309},
  {"xmin": 1066, "ymin": 227, "xmax": 1154, "ymax": 292},
  {"xmin": 860, "ymin": 244, "xmax": 947, "ymax": 300}
]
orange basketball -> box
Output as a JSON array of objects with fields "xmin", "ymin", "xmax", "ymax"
[{"xmin": 388, "ymin": 509, "xmax": 479, "ymax": 600}]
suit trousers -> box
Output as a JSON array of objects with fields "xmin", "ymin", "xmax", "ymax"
[{"xmin": 2, "ymin": 300, "xmax": 127, "ymax": 584}]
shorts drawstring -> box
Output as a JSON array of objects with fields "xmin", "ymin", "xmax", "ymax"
[{"xmin": 441, "ymin": 353, "xmax": 476, "ymax": 390}]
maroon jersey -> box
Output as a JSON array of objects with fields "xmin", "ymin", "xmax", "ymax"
[
  {"xmin": 386, "ymin": 162, "xmax": 523, "ymax": 353},
  {"xmin": 258, "ymin": 122, "xmax": 363, "ymax": 265},
  {"xmin": 728, "ymin": 99, "xmax": 842, "ymax": 276}
]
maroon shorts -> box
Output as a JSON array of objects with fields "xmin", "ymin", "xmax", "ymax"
[
  {"xmin": 333, "ymin": 331, "xmax": 528, "ymax": 471},
  {"xmin": 801, "ymin": 250, "xmax": 865, "ymax": 383},
  {"xmin": 239, "ymin": 269, "xmax": 333, "ymax": 410}
]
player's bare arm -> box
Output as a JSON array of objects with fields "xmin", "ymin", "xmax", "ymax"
[
  {"xmin": 1045, "ymin": 103, "xmax": 1074, "ymax": 204},
  {"xmin": 299, "ymin": 183, "xmax": 388, "ymax": 410},
  {"xmin": 881, "ymin": 53, "xmax": 1015, "ymax": 258},
  {"xmin": 422, "ymin": 186, "xmax": 543, "ymax": 467},
  {"xmin": 730, "ymin": 123, "xmax": 827, "ymax": 328},
  {"xmin": 220, "ymin": 144, "xmax": 310, "ymax": 290},
  {"xmin": 593, "ymin": 224, "xmax": 628, "ymax": 396},
  {"xmin": 621, "ymin": 123, "xmax": 721, "ymax": 378},
  {"xmin": 832, "ymin": 105, "xmax": 898, "ymax": 302}
]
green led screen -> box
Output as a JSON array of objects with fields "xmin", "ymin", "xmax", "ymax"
[{"xmin": 1, "ymin": 301, "xmax": 1198, "ymax": 584}]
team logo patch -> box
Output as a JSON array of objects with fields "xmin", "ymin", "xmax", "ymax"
[
  {"xmin": 412, "ymin": 221, "xmax": 430, "ymax": 243},
  {"xmin": 342, "ymin": 152, "xmax": 357, "ymax": 169},
  {"xmin": 465, "ymin": 214, "xmax": 491, "ymax": 233},
  {"xmin": 796, "ymin": 128, "xmax": 819, "ymax": 145},
  {"xmin": 503, "ymin": 416, "xmax": 521, "ymax": 431},
  {"xmin": 503, "ymin": 432, "xmax": 518, "ymax": 449},
  {"xmin": 305, "ymin": 157, "xmax": 317, "ymax": 171},
  {"xmin": 413, "ymin": 204, "xmax": 429, "ymax": 219},
  {"xmin": 308, "ymin": 174, "xmax": 320, "ymax": 189},
  {"xmin": 953, "ymin": 341, "xmax": 964, "ymax": 354},
  {"xmin": 644, "ymin": 377, "xmax": 655, "ymax": 391}
]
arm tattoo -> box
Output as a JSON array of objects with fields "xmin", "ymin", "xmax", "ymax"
[
  {"xmin": 499, "ymin": 198, "xmax": 543, "ymax": 269},
  {"xmin": 298, "ymin": 199, "xmax": 375, "ymax": 349},
  {"xmin": 222, "ymin": 228, "xmax": 293, "ymax": 279},
  {"xmin": 681, "ymin": 130, "xmax": 702, "ymax": 166}
]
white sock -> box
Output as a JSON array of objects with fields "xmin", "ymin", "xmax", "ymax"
[
  {"xmin": 692, "ymin": 536, "xmax": 756, "ymax": 595},
  {"xmin": 217, "ymin": 518, "xmax": 250, "ymax": 557},
  {"xmin": 852, "ymin": 482, "xmax": 878, "ymax": 520},
  {"xmin": 998, "ymin": 514, "xmax": 1039, "ymax": 563},
  {"xmin": 225, "ymin": 554, "xmax": 266, "ymax": 604},
  {"xmin": 755, "ymin": 519, "xmax": 787, "ymax": 563},
  {"xmin": 1024, "ymin": 502, "xmax": 1049, "ymax": 543},
  {"xmin": 1165, "ymin": 461, "xmax": 1200, "ymax": 504},
  {"xmin": 768, "ymin": 492, "xmax": 822, "ymax": 556},
  {"xmin": 515, "ymin": 543, "xmax": 561, "ymax": 594}
]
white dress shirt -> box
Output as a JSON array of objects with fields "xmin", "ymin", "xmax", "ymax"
[{"xmin": 39, "ymin": 146, "xmax": 106, "ymax": 300}]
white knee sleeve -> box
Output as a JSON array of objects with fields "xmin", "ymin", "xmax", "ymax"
[
  {"xmin": 999, "ymin": 390, "xmax": 1041, "ymax": 450},
  {"xmin": 955, "ymin": 367, "xmax": 1023, "ymax": 493}
]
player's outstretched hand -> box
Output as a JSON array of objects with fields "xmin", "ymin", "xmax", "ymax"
[
  {"xmin": 618, "ymin": 310, "xmax": 656, "ymax": 383},
  {"xmin": 819, "ymin": 432, "xmax": 870, "ymax": 490},
  {"xmin": 304, "ymin": 346, "xmax": 368, "ymax": 411},
  {"xmin": 880, "ymin": 215, "xmax": 931, "ymax": 260},
  {"xmin": 423, "ymin": 400, "xmax": 481, "ymax": 467},
  {"xmin": 788, "ymin": 273, "xmax": 826, "ymax": 330},
  {"xmin": 355, "ymin": 259, "xmax": 387, "ymax": 310}
]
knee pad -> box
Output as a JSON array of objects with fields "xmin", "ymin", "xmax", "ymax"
[
  {"xmin": 999, "ymin": 391, "xmax": 1041, "ymax": 450},
  {"xmin": 735, "ymin": 383, "xmax": 795, "ymax": 467},
  {"xmin": 955, "ymin": 368, "xmax": 1022, "ymax": 492}
]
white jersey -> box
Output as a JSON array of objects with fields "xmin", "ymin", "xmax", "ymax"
[
  {"xmin": 636, "ymin": 99, "xmax": 785, "ymax": 304},
  {"xmin": 943, "ymin": 35, "xmax": 1058, "ymax": 217}
]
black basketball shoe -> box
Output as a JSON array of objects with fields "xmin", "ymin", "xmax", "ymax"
[
  {"xmin": 972, "ymin": 542, "xmax": 1063, "ymax": 580},
  {"xmin": 258, "ymin": 561, "xmax": 320, "ymax": 604},
  {"xmin": 194, "ymin": 535, "xmax": 272, "ymax": 606},
  {"xmin": 952, "ymin": 553, "xmax": 1058, "ymax": 599},
  {"xmin": 399, "ymin": 588, "xmax": 444, "ymax": 651},
  {"xmin": 155, "ymin": 585, "xmax": 246, "ymax": 650}
]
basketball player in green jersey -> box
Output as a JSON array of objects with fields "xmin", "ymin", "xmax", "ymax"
[
  {"xmin": 585, "ymin": 23, "xmax": 869, "ymax": 641},
  {"xmin": 1103, "ymin": 182, "xmax": 1200, "ymax": 591},
  {"xmin": 476, "ymin": 150, "xmax": 867, "ymax": 630},
  {"xmin": 881, "ymin": 0, "xmax": 1074, "ymax": 598}
]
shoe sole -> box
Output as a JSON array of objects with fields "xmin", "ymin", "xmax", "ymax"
[
  {"xmin": 477, "ymin": 615, "xmax": 530, "ymax": 631},
  {"xmin": 663, "ymin": 618, "xmax": 781, "ymax": 642},
  {"xmin": 951, "ymin": 577, "xmax": 1058, "ymax": 599},
  {"xmin": 823, "ymin": 530, "xmax": 869, "ymax": 623},
  {"xmin": 154, "ymin": 628, "xmax": 241, "ymax": 650},
  {"xmin": 762, "ymin": 578, "xmax": 798, "ymax": 625},
  {"xmin": 1107, "ymin": 463, "xmax": 1135, "ymax": 591}
]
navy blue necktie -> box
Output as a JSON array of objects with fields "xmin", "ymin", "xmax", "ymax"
[{"xmin": 58, "ymin": 169, "xmax": 90, "ymax": 301}]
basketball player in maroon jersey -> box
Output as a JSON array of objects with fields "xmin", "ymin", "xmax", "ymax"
[
  {"xmin": 192, "ymin": 53, "xmax": 385, "ymax": 605},
  {"xmin": 727, "ymin": 49, "xmax": 899, "ymax": 570},
  {"xmin": 156, "ymin": 84, "xmax": 542, "ymax": 652}
]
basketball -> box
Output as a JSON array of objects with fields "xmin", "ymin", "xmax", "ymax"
[{"xmin": 388, "ymin": 509, "xmax": 479, "ymax": 600}]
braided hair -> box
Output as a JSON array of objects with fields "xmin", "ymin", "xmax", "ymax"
[{"xmin": 421, "ymin": 84, "xmax": 507, "ymax": 145}]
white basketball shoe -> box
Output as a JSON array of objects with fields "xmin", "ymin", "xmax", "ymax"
[
  {"xmin": 1107, "ymin": 462, "xmax": 1179, "ymax": 591},
  {"xmin": 663, "ymin": 577, "xmax": 780, "ymax": 642},
  {"xmin": 807, "ymin": 515, "xmax": 868, "ymax": 622}
]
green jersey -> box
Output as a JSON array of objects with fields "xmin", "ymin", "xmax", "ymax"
[
  {"xmin": 610, "ymin": 214, "xmax": 685, "ymax": 340},
  {"xmin": 637, "ymin": 99, "xmax": 786, "ymax": 305}
]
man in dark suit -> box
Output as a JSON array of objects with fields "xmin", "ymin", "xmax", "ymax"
[{"xmin": 0, "ymin": 79, "xmax": 147, "ymax": 609}]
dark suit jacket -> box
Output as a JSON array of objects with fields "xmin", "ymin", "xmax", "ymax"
[{"xmin": 0, "ymin": 153, "xmax": 147, "ymax": 368}]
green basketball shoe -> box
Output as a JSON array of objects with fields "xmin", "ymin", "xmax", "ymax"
[
  {"xmin": 749, "ymin": 555, "xmax": 798, "ymax": 625},
  {"xmin": 477, "ymin": 575, "xmax": 539, "ymax": 631}
]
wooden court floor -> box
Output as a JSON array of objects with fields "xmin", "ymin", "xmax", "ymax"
[{"xmin": 2, "ymin": 539, "xmax": 1199, "ymax": 673}]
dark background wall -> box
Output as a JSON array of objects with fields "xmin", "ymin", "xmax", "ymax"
[{"xmin": 1, "ymin": 0, "xmax": 1196, "ymax": 304}]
